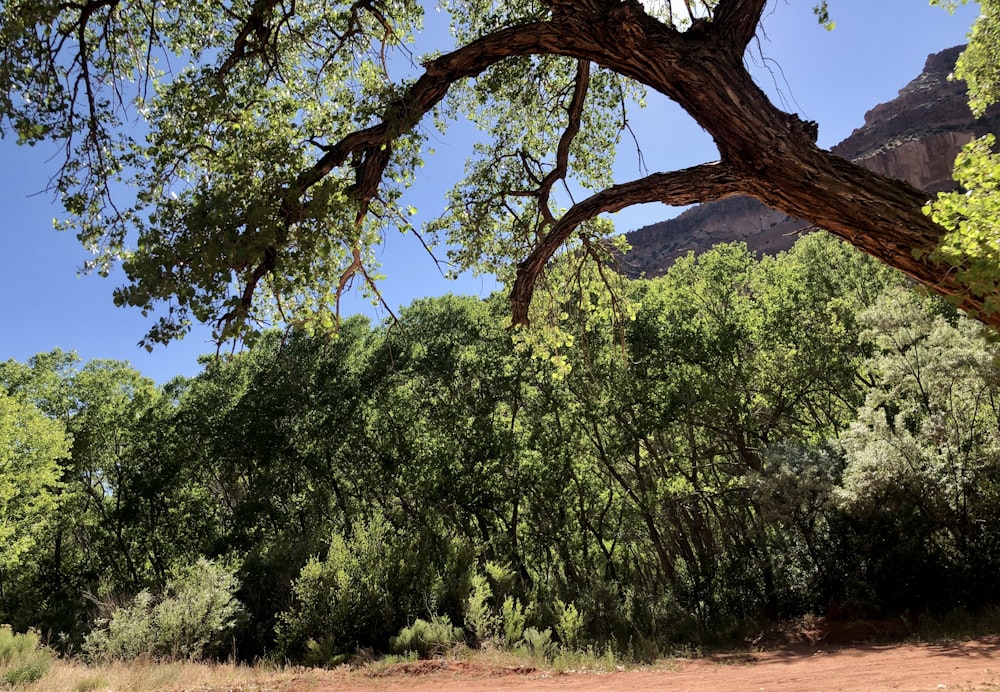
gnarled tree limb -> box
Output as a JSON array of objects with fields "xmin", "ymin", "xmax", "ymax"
[
  {"xmin": 511, "ymin": 162, "xmax": 746, "ymax": 326},
  {"xmin": 25, "ymin": 0, "xmax": 996, "ymax": 337}
]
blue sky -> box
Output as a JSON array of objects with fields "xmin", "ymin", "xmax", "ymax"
[{"xmin": 0, "ymin": 1, "xmax": 983, "ymax": 383}]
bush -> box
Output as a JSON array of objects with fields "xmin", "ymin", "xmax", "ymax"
[
  {"xmin": 2, "ymin": 659, "xmax": 50, "ymax": 686},
  {"xmin": 519, "ymin": 626, "xmax": 553, "ymax": 660},
  {"xmin": 501, "ymin": 597, "xmax": 526, "ymax": 647},
  {"xmin": 554, "ymin": 600, "xmax": 584, "ymax": 650},
  {"xmin": 0, "ymin": 625, "xmax": 53, "ymax": 686},
  {"xmin": 83, "ymin": 558, "xmax": 245, "ymax": 662},
  {"xmin": 0, "ymin": 626, "xmax": 39, "ymax": 666},
  {"xmin": 390, "ymin": 616, "xmax": 463, "ymax": 658},
  {"xmin": 464, "ymin": 573, "xmax": 496, "ymax": 644},
  {"xmin": 275, "ymin": 516, "xmax": 442, "ymax": 662}
]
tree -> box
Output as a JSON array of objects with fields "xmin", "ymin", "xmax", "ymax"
[
  {"xmin": 0, "ymin": 390, "xmax": 68, "ymax": 573},
  {"xmin": 548, "ymin": 237, "xmax": 900, "ymax": 625},
  {"xmin": 939, "ymin": 0, "xmax": 1000, "ymax": 117},
  {"xmin": 836, "ymin": 287, "xmax": 1000, "ymax": 609},
  {"xmin": 0, "ymin": 351, "xmax": 215, "ymax": 643},
  {"xmin": 0, "ymin": 1, "xmax": 992, "ymax": 344}
]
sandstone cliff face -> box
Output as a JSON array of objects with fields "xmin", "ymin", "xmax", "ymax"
[
  {"xmin": 621, "ymin": 46, "xmax": 1000, "ymax": 278},
  {"xmin": 848, "ymin": 131, "xmax": 975, "ymax": 193}
]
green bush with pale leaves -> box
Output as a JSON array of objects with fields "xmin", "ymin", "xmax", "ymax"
[{"xmin": 83, "ymin": 558, "xmax": 245, "ymax": 662}]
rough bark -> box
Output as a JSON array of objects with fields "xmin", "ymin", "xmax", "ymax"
[
  {"xmin": 282, "ymin": 0, "xmax": 990, "ymax": 329},
  {"xmin": 505, "ymin": 0, "xmax": 989, "ymax": 325}
]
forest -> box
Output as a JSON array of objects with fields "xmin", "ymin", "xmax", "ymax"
[
  {"xmin": 6, "ymin": 0, "xmax": 1000, "ymax": 681},
  {"xmin": 5, "ymin": 234, "xmax": 1000, "ymax": 665}
]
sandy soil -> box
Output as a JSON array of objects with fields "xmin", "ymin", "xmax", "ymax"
[{"xmin": 277, "ymin": 637, "xmax": 1000, "ymax": 692}]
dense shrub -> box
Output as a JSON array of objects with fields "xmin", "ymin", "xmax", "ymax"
[
  {"xmin": 390, "ymin": 616, "xmax": 464, "ymax": 658},
  {"xmin": 83, "ymin": 559, "xmax": 245, "ymax": 662},
  {"xmin": 275, "ymin": 516, "xmax": 446, "ymax": 662}
]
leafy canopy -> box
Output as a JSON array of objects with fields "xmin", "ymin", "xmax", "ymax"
[
  {"xmin": 2, "ymin": 0, "xmax": 961, "ymax": 346},
  {"xmin": 0, "ymin": 390, "xmax": 68, "ymax": 571},
  {"xmin": 0, "ymin": 0, "xmax": 657, "ymax": 347}
]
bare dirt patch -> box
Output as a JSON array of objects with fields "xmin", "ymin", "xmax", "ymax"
[{"xmin": 277, "ymin": 637, "xmax": 1000, "ymax": 692}]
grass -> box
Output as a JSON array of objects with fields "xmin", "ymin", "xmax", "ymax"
[
  {"xmin": 5, "ymin": 638, "xmax": 997, "ymax": 691},
  {"xmin": 7, "ymin": 609, "xmax": 1000, "ymax": 691},
  {"xmin": 902, "ymin": 605, "xmax": 1000, "ymax": 643},
  {"xmin": 0, "ymin": 626, "xmax": 53, "ymax": 688},
  {"xmin": 15, "ymin": 658, "xmax": 319, "ymax": 691},
  {"xmin": 0, "ymin": 628, "xmax": 646, "ymax": 691}
]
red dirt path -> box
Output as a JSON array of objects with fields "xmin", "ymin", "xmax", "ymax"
[{"xmin": 278, "ymin": 636, "xmax": 1000, "ymax": 691}]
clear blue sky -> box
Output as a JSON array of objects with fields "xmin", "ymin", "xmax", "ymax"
[{"xmin": 0, "ymin": 1, "xmax": 982, "ymax": 383}]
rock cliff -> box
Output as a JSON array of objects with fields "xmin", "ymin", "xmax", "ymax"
[{"xmin": 621, "ymin": 46, "xmax": 1000, "ymax": 278}]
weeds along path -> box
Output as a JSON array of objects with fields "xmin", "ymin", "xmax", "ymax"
[{"xmin": 285, "ymin": 637, "xmax": 1000, "ymax": 691}]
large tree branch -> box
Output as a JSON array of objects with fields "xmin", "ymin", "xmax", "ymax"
[
  {"xmin": 34, "ymin": 0, "xmax": 1000, "ymax": 343},
  {"xmin": 245, "ymin": 5, "xmax": 993, "ymax": 334},
  {"xmin": 249, "ymin": 22, "xmax": 574, "ymax": 322},
  {"xmin": 510, "ymin": 162, "xmax": 745, "ymax": 326},
  {"xmin": 712, "ymin": 0, "xmax": 767, "ymax": 52},
  {"xmin": 287, "ymin": 22, "xmax": 569, "ymax": 200},
  {"xmin": 536, "ymin": 59, "xmax": 591, "ymax": 226},
  {"xmin": 742, "ymin": 151, "xmax": 993, "ymax": 321},
  {"xmin": 264, "ymin": 17, "xmax": 691, "ymax": 314}
]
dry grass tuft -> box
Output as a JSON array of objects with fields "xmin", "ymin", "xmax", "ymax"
[{"xmin": 21, "ymin": 658, "xmax": 319, "ymax": 691}]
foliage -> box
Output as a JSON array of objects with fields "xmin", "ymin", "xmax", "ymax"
[
  {"xmin": 0, "ymin": 351, "xmax": 212, "ymax": 647},
  {"xmin": 518, "ymin": 626, "xmax": 554, "ymax": 660},
  {"xmin": 554, "ymin": 600, "xmax": 584, "ymax": 650},
  {"xmin": 0, "ymin": 390, "xmax": 67, "ymax": 571},
  {"xmin": 924, "ymin": 135, "xmax": 1000, "ymax": 315},
  {"xmin": 948, "ymin": 0, "xmax": 1000, "ymax": 117},
  {"xmin": 0, "ymin": 626, "xmax": 53, "ymax": 686},
  {"xmin": 501, "ymin": 597, "xmax": 527, "ymax": 648},
  {"xmin": 925, "ymin": 0, "xmax": 1000, "ymax": 315},
  {"xmin": 0, "ymin": 626, "xmax": 40, "ymax": 666},
  {"xmin": 813, "ymin": 2, "xmax": 836, "ymax": 31},
  {"xmin": 83, "ymin": 559, "xmax": 245, "ymax": 662},
  {"xmin": 835, "ymin": 288, "xmax": 1000, "ymax": 609},
  {"xmin": 8, "ymin": 236, "xmax": 1000, "ymax": 663},
  {"xmin": 0, "ymin": 0, "xmax": 977, "ymax": 342},
  {"xmin": 389, "ymin": 616, "xmax": 464, "ymax": 658},
  {"xmin": 274, "ymin": 515, "xmax": 444, "ymax": 661},
  {"xmin": 464, "ymin": 573, "xmax": 497, "ymax": 645}
]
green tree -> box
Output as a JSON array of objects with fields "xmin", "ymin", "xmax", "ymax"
[
  {"xmin": 0, "ymin": 1, "xmax": 990, "ymax": 342},
  {"xmin": 507, "ymin": 235, "xmax": 901, "ymax": 637},
  {"xmin": 0, "ymin": 352, "xmax": 214, "ymax": 644},
  {"xmin": 836, "ymin": 287, "xmax": 1000, "ymax": 609},
  {"xmin": 0, "ymin": 391, "xmax": 68, "ymax": 572},
  {"xmin": 364, "ymin": 296, "xmax": 525, "ymax": 555},
  {"xmin": 925, "ymin": 134, "xmax": 1000, "ymax": 315},
  {"xmin": 64, "ymin": 360, "xmax": 173, "ymax": 587},
  {"xmin": 935, "ymin": 0, "xmax": 1000, "ymax": 117},
  {"xmin": 160, "ymin": 319, "xmax": 381, "ymax": 656}
]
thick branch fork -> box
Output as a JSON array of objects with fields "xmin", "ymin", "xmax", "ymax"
[{"xmin": 274, "ymin": 0, "xmax": 988, "ymax": 329}]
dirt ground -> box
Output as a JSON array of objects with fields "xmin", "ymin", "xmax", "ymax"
[{"xmin": 277, "ymin": 636, "xmax": 1000, "ymax": 692}]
